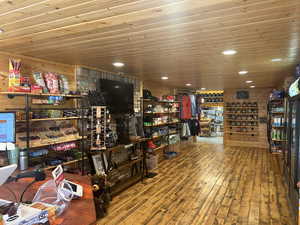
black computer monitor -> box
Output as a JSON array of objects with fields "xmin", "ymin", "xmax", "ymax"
[{"xmin": 0, "ymin": 112, "xmax": 16, "ymax": 143}]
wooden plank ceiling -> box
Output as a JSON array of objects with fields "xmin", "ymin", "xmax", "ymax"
[{"xmin": 0, "ymin": 0, "xmax": 299, "ymax": 89}]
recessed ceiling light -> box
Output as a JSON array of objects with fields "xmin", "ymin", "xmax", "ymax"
[
  {"xmin": 0, "ymin": 28, "xmax": 4, "ymax": 33},
  {"xmin": 161, "ymin": 76, "xmax": 168, "ymax": 80},
  {"xmin": 271, "ymin": 58, "xmax": 282, "ymax": 62},
  {"xmin": 186, "ymin": 83, "xmax": 192, "ymax": 86},
  {"xmin": 201, "ymin": 88, "xmax": 206, "ymax": 90},
  {"xmin": 222, "ymin": 50, "xmax": 237, "ymax": 55},
  {"xmin": 245, "ymin": 80, "xmax": 253, "ymax": 83},
  {"xmin": 112, "ymin": 62, "xmax": 124, "ymax": 67},
  {"xmin": 239, "ymin": 71, "xmax": 248, "ymax": 75},
  {"xmin": 250, "ymin": 85, "xmax": 255, "ymax": 88}
]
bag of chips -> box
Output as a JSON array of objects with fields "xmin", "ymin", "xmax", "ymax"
[
  {"xmin": 60, "ymin": 75, "xmax": 69, "ymax": 94},
  {"xmin": 44, "ymin": 72, "xmax": 59, "ymax": 94},
  {"xmin": 33, "ymin": 72, "xmax": 48, "ymax": 93}
]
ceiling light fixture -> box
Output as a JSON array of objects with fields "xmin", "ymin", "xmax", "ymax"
[
  {"xmin": 245, "ymin": 80, "xmax": 253, "ymax": 83},
  {"xmin": 112, "ymin": 62, "xmax": 124, "ymax": 67},
  {"xmin": 271, "ymin": 58, "xmax": 282, "ymax": 62},
  {"xmin": 186, "ymin": 83, "xmax": 192, "ymax": 87},
  {"xmin": 161, "ymin": 76, "xmax": 168, "ymax": 80},
  {"xmin": 238, "ymin": 71, "xmax": 248, "ymax": 75},
  {"xmin": 250, "ymin": 85, "xmax": 255, "ymax": 88},
  {"xmin": 222, "ymin": 50, "xmax": 237, "ymax": 55},
  {"xmin": 201, "ymin": 88, "xmax": 206, "ymax": 90}
]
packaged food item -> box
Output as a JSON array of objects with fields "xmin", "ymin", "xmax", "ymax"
[
  {"xmin": 44, "ymin": 72, "xmax": 59, "ymax": 94},
  {"xmin": 31, "ymin": 84, "xmax": 43, "ymax": 94},
  {"xmin": 60, "ymin": 75, "xmax": 69, "ymax": 94},
  {"xmin": 33, "ymin": 72, "xmax": 48, "ymax": 93},
  {"xmin": 8, "ymin": 58, "xmax": 21, "ymax": 92}
]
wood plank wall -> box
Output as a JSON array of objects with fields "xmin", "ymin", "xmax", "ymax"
[
  {"xmin": 143, "ymin": 80, "xmax": 174, "ymax": 97},
  {"xmin": 224, "ymin": 88, "xmax": 272, "ymax": 149},
  {"xmin": 0, "ymin": 51, "xmax": 75, "ymax": 110}
]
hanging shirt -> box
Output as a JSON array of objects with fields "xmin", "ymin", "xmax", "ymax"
[
  {"xmin": 189, "ymin": 95, "xmax": 197, "ymax": 117},
  {"xmin": 181, "ymin": 95, "xmax": 192, "ymax": 119},
  {"xmin": 188, "ymin": 119, "xmax": 200, "ymax": 136}
]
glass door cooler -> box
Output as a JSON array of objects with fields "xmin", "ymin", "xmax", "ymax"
[{"xmin": 287, "ymin": 78, "xmax": 300, "ymax": 217}]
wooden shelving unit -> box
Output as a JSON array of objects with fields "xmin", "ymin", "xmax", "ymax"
[
  {"xmin": 0, "ymin": 92, "xmax": 83, "ymax": 98},
  {"xmin": 143, "ymin": 97, "xmax": 181, "ymax": 162},
  {"xmin": 17, "ymin": 116, "xmax": 83, "ymax": 122},
  {"xmin": 2, "ymin": 92, "xmax": 88, "ymax": 172},
  {"xmin": 268, "ymin": 98, "xmax": 286, "ymax": 154},
  {"xmin": 224, "ymin": 102, "xmax": 259, "ymax": 139}
]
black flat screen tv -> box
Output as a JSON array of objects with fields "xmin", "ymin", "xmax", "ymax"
[
  {"xmin": 236, "ymin": 91, "xmax": 249, "ymax": 99},
  {"xmin": 97, "ymin": 79, "xmax": 134, "ymax": 114}
]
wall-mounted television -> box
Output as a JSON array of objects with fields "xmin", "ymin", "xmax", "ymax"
[
  {"xmin": 236, "ymin": 91, "xmax": 249, "ymax": 99},
  {"xmin": 97, "ymin": 79, "xmax": 134, "ymax": 114},
  {"xmin": 0, "ymin": 112, "xmax": 16, "ymax": 143}
]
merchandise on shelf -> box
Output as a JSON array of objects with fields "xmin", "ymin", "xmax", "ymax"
[
  {"xmin": 225, "ymin": 101, "xmax": 259, "ymax": 136},
  {"xmin": 91, "ymin": 106, "xmax": 107, "ymax": 150}
]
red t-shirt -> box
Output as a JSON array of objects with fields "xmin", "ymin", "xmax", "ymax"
[{"xmin": 181, "ymin": 95, "xmax": 192, "ymax": 119}]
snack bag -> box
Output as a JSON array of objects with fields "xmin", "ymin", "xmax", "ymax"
[
  {"xmin": 60, "ymin": 75, "xmax": 69, "ymax": 94},
  {"xmin": 44, "ymin": 72, "xmax": 59, "ymax": 94},
  {"xmin": 8, "ymin": 58, "xmax": 21, "ymax": 91},
  {"xmin": 33, "ymin": 72, "xmax": 48, "ymax": 93}
]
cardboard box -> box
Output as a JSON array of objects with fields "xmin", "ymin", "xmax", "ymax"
[{"xmin": 0, "ymin": 199, "xmax": 49, "ymax": 225}]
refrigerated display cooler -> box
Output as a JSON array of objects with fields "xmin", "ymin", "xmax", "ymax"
[{"xmin": 286, "ymin": 78, "xmax": 300, "ymax": 217}]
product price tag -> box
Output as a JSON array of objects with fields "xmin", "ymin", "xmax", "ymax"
[{"xmin": 52, "ymin": 165, "xmax": 64, "ymax": 186}]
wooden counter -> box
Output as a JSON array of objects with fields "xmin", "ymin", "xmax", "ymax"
[{"xmin": 0, "ymin": 172, "xmax": 96, "ymax": 225}]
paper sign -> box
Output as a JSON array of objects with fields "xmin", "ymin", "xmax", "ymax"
[{"xmin": 52, "ymin": 165, "xmax": 64, "ymax": 186}]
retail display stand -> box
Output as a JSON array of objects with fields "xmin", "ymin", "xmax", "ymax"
[
  {"xmin": 224, "ymin": 102, "xmax": 259, "ymax": 139},
  {"xmin": 91, "ymin": 106, "xmax": 106, "ymax": 151},
  {"xmin": 198, "ymin": 90, "xmax": 224, "ymax": 108},
  {"xmin": 0, "ymin": 92, "xmax": 88, "ymax": 173},
  {"xmin": 267, "ymin": 98, "xmax": 286, "ymax": 154},
  {"xmin": 142, "ymin": 98, "xmax": 181, "ymax": 163}
]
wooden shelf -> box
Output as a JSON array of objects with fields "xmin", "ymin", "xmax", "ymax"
[
  {"xmin": 44, "ymin": 157, "xmax": 88, "ymax": 170},
  {"xmin": 225, "ymin": 107, "xmax": 258, "ymax": 109},
  {"xmin": 227, "ymin": 119, "xmax": 258, "ymax": 122},
  {"xmin": 272, "ymin": 126, "xmax": 285, "ymax": 128},
  {"xmin": 144, "ymin": 111, "xmax": 180, "ymax": 114},
  {"xmin": 18, "ymin": 136, "xmax": 86, "ymax": 149},
  {"xmin": 151, "ymin": 134, "xmax": 167, "ymax": 140},
  {"xmin": 271, "ymin": 152, "xmax": 282, "ymax": 155},
  {"xmin": 116, "ymin": 158, "xmax": 143, "ymax": 170},
  {"xmin": 225, "ymin": 132, "xmax": 258, "ymax": 135},
  {"xmin": 144, "ymin": 122, "xmax": 180, "ymax": 127},
  {"xmin": 0, "ymin": 92, "xmax": 83, "ymax": 98},
  {"xmin": 153, "ymin": 144, "xmax": 168, "ymax": 152},
  {"xmin": 17, "ymin": 116, "xmax": 82, "ymax": 122},
  {"xmin": 227, "ymin": 125, "xmax": 258, "ymax": 128},
  {"xmin": 143, "ymin": 99, "xmax": 180, "ymax": 104},
  {"xmin": 224, "ymin": 113, "xmax": 258, "ymax": 115},
  {"xmin": 271, "ymin": 112, "xmax": 284, "ymax": 114},
  {"xmin": 272, "ymin": 139, "xmax": 287, "ymax": 142}
]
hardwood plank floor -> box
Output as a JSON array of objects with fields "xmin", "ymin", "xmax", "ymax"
[{"xmin": 97, "ymin": 142, "xmax": 295, "ymax": 225}]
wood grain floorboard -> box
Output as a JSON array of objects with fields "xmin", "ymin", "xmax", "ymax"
[{"xmin": 97, "ymin": 142, "xmax": 295, "ymax": 225}]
